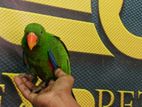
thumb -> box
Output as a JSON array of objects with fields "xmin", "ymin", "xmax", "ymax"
[{"xmin": 54, "ymin": 68, "xmax": 66, "ymax": 78}]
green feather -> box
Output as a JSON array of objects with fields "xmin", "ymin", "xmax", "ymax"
[{"xmin": 22, "ymin": 23, "xmax": 71, "ymax": 82}]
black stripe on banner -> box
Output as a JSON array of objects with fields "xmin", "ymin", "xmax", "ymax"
[{"xmin": 0, "ymin": 0, "xmax": 92, "ymax": 22}]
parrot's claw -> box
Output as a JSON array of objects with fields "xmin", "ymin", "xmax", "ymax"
[
  {"xmin": 19, "ymin": 73, "xmax": 34, "ymax": 81},
  {"xmin": 32, "ymin": 82, "xmax": 46, "ymax": 93}
]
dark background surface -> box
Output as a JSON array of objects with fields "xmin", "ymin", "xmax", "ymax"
[{"xmin": 1, "ymin": 0, "xmax": 142, "ymax": 106}]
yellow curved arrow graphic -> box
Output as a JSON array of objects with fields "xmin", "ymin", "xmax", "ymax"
[{"xmin": 99, "ymin": 0, "xmax": 142, "ymax": 59}]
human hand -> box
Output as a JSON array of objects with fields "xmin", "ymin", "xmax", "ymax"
[{"xmin": 14, "ymin": 68, "xmax": 80, "ymax": 107}]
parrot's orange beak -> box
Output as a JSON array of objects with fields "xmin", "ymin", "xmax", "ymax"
[{"xmin": 27, "ymin": 32, "xmax": 38, "ymax": 50}]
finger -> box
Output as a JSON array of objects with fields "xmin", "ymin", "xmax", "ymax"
[
  {"xmin": 19, "ymin": 74, "xmax": 33, "ymax": 81},
  {"xmin": 48, "ymin": 80, "xmax": 55, "ymax": 86},
  {"xmin": 58, "ymin": 75, "xmax": 75, "ymax": 89},
  {"xmin": 63, "ymin": 75, "xmax": 74, "ymax": 85},
  {"xmin": 22, "ymin": 77, "xmax": 35, "ymax": 90},
  {"xmin": 40, "ymin": 87, "xmax": 51, "ymax": 94},
  {"xmin": 14, "ymin": 76, "xmax": 23, "ymax": 86},
  {"xmin": 46, "ymin": 80, "xmax": 55, "ymax": 90},
  {"xmin": 40, "ymin": 80, "xmax": 55, "ymax": 94},
  {"xmin": 55, "ymin": 68, "xmax": 66, "ymax": 78},
  {"xmin": 14, "ymin": 76, "xmax": 31, "ymax": 97},
  {"xmin": 14, "ymin": 76, "xmax": 37, "ymax": 103}
]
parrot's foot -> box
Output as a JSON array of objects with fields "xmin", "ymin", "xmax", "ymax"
[
  {"xmin": 19, "ymin": 73, "xmax": 34, "ymax": 81},
  {"xmin": 32, "ymin": 82, "xmax": 46, "ymax": 93}
]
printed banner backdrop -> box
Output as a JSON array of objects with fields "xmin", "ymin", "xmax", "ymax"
[{"xmin": 0, "ymin": 0, "xmax": 142, "ymax": 107}]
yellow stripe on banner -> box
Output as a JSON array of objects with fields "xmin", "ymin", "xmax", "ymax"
[
  {"xmin": 0, "ymin": 84, "xmax": 5, "ymax": 92},
  {"xmin": 0, "ymin": 8, "xmax": 113, "ymax": 56},
  {"xmin": 25, "ymin": 0, "xmax": 91, "ymax": 13},
  {"xmin": 73, "ymin": 89, "xmax": 95, "ymax": 107}
]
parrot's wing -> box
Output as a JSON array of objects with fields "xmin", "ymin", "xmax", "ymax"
[
  {"xmin": 48, "ymin": 36, "xmax": 71, "ymax": 74},
  {"xmin": 53, "ymin": 36, "xmax": 70, "ymax": 57}
]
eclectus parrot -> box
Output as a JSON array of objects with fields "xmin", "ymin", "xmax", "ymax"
[{"xmin": 21, "ymin": 23, "xmax": 71, "ymax": 92}]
